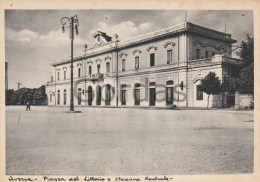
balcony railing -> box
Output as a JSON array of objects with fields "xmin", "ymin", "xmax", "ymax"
[{"xmin": 189, "ymin": 54, "xmax": 242, "ymax": 65}]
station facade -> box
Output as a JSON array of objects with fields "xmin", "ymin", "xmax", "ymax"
[{"xmin": 45, "ymin": 22, "xmax": 242, "ymax": 108}]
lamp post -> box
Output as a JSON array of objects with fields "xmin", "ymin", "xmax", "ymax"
[{"xmin": 61, "ymin": 15, "xmax": 79, "ymax": 112}]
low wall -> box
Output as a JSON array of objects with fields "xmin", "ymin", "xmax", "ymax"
[{"xmin": 235, "ymin": 92, "xmax": 253, "ymax": 109}]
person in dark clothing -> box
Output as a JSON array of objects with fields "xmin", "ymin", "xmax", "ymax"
[{"xmin": 26, "ymin": 101, "xmax": 31, "ymax": 111}]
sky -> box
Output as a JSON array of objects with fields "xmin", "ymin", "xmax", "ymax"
[{"xmin": 5, "ymin": 10, "xmax": 253, "ymax": 90}]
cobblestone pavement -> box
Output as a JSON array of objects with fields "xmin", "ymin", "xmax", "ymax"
[{"xmin": 5, "ymin": 106, "xmax": 253, "ymax": 175}]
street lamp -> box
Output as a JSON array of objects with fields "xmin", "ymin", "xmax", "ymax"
[{"xmin": 61, "ymin": 15, "xmax": 79, "ymax": 112}]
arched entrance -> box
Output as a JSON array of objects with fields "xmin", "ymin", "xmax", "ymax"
[
  {"xmin": 96, "ymin": 85, "xmax": 101, "ymax": 105},
  {"xmin": 88, "ymin": 86, "xmax": 93, "ymax": 106},
  {"xmin": 105, "ymin": 84, "xmax": 111, "ymax": 106}
]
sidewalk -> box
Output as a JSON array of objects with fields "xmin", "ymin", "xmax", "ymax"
[{"xmin": 45, "ymin": 105, "xmax": 254, "ymax": 113}]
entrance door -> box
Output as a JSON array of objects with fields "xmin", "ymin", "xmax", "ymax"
[
  {"xmin": 88, "ymin": 86, "xmax": 92, "ymax": 106},
  {"xmin": 166, "ymin": 87, "xmax": 173, "ymax": 106},
  {"xmin": 149, "ymin": 88, "xmax": 156, "ymax": 106}
]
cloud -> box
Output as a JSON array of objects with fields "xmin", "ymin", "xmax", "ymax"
[
  {"xmin": 6, "ymin": 27, "xmax": 38, "ymax": 45},
  {"xmin": 6, "ymin": 27, "xmax": 86, "ymax": 48},
  {"xmin": 89, "ymin": 21, "xmax": 154, "ymax": 41}
]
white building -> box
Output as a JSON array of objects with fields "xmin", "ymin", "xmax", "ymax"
[{"xmin": 45, "ymin": 22, "xmax": 242, "ymax": 108}]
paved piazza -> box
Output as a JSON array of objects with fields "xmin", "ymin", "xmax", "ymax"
[{"xmin": 6, "ymin": 106, "xmax": 253, "ymax": 175}]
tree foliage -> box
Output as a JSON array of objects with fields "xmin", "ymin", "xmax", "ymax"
[
  {"xmin": 200, "ymin": 72, "xmax": 222, "ymax": 108},
  {"xmin": 5, "ymin": 89, "xmax": 14, "ymax": 105},
  {"xmin": 6, "ymin": 85, "xmax": 47, "ymax": 105}
]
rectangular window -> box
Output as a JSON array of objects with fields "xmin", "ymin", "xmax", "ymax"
[
  {"xmin": 150, "ymin": 53, "xmax": 155, "ymax": 67},
  {"xmin": 205, "ymin": 51, "xmax": 209, "ymax": 58},
  {"xmin": 196, "ymin": 49, "xmax": 200, "ymax": 59},
  {"xmin": 212, "ymin": 52, "xmax": 215, "ymax": 56},
  {"xmin": 57, "ymin": 72, "xmax": 60, "ymax": 80},
  {"xmin": 196, "ymin": 85, "xmax": 203, "ymax": 100},
  {"xmin": 97, "ymin": 64, "xmax": 100, "ymax": 74},
  {"xmin": 135, "ymin": 56, "xmax": 139, "ymax": 69},
  {"xmin": 106, "ymin": 62, "xmax": 110, "ymax": 73},
  {"xmin": 78, "ymin": 68, "xmax": 81, "ymax": 77},
  {"xmin": 122, "ymin": 59, "xmax": 126, "ymax": 71},
  {"xmin": 64, "ymin": 71, "xmax": 66, "ymax": 80},
  {"xmin": 50, "ymin": 94, "xmax": 52, "ymax": 102},
  {"xmin": 167, "ymin": 50, "xmax": 173, "ymax": 64},
  {"xmin": 89, "ymin": 66, "xmax": 92, "ymax": 75}
]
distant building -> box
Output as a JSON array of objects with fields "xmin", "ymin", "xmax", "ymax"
[{"xmin": 45, "ymin": 22, "xmax": 242, "ymax": 108}]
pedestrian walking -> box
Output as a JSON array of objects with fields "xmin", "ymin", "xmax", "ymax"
[{"xmin": 26, "ymin": 101, "xmax": 31, "ymax": 111}]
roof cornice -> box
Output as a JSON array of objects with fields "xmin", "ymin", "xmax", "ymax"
[{"xmin": 52, "ymin": 22, "xmax": 237, "ymax": 66}]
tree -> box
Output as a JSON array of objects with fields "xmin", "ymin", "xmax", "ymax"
[
  {"xmin": 200, "ymin": 72, "xmax": 222, "ymax": 109},
  {"xmin": 236, "ymin": 35, "xmax": 254, "ymax": 67},
  {"xmin": 235, "ymin": 35, "xmax": 254, "ymax": 94}
]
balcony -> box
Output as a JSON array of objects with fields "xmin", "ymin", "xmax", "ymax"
[{"xmin": 86, "ymin": 73, "xmax": 104, "ymax": 80}]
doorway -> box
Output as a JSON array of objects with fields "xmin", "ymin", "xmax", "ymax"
[{"xmin": 88, "ymin": 86, "xmax": 93, "ymax": 106}]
